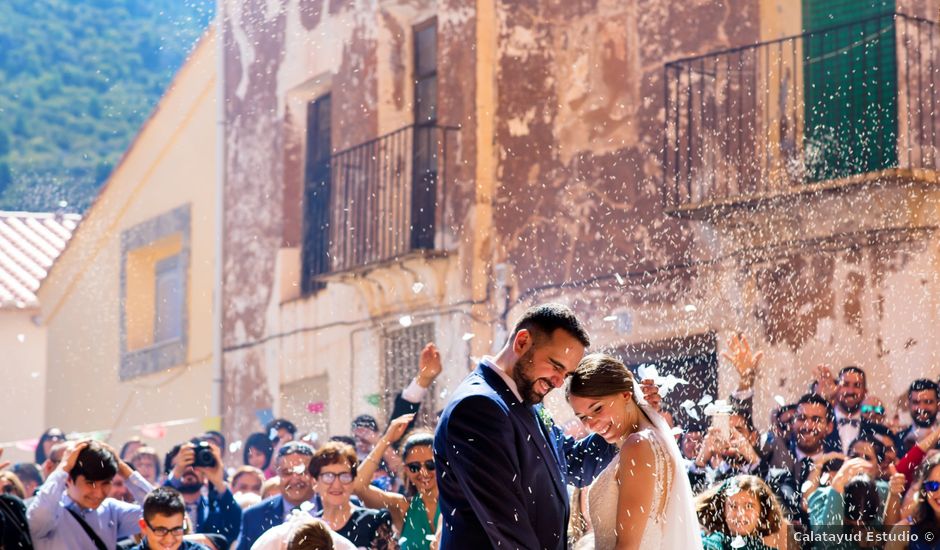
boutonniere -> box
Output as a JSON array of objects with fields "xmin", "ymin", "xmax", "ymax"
[{"xmin": 536, "ymin": 406, "xmax": 554, "ymax": 432}]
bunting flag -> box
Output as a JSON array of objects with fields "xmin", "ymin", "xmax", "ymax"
[
  {"xmin": 140, "ymin": 424, "xmax": 167, "ymax": 440},
  {"xmin": 202, "ymin": 417, "xmax": 222, "ymax": 432},
  {"xmin": 15, "ymin": 439, "xmax": 38, "ymax": 452}
]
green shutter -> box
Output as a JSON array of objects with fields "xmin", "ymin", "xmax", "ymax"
[{"xmin": 802, "ymin": 0, "xmax": 898, "ymax": 182}]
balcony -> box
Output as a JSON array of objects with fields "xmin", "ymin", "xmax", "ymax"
[
  {"xmin": 301, "ymin": 123, "xmax": 458, "ymax": 292},
  {"xmin": 663, "ymin": 13, "xmax": 940, "ymax": 219}
]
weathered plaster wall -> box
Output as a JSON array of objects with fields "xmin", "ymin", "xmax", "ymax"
[
  {"xmin": 490, "ymin": 0, "xmax": 758, "ymax": 299},
  {"xmin": 222, "ymin": 0, "xmax": 480, "ymax": 439}
]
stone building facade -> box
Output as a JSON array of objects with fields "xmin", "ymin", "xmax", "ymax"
[{"xmin": 219, "ymin": 0, "xmax": 940, "ymax": 440}]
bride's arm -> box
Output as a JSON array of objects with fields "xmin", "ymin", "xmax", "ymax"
[{"xmin": 613, "ymin": 434, "xmax": 656, "ymax": 550}]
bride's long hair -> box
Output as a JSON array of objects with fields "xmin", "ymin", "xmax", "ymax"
[{"xmin": 565, "ymin": 353, "xmax": 635, "ymax": 400}]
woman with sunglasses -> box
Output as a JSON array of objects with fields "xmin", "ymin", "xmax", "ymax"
[
  {"xmin": 886, "ymin": 454, "xmax": 940, "ymax": 549},
  {"xmin": 34, "ymin": 428, "xmax": 65, "ymax": 466},
  {"xmin": 312, "ymin": 441, "xmax": 395, "ymax": 548},
  {"xmin": 354, "ymin": 413, "xmax": 440, "ymax": 550}
]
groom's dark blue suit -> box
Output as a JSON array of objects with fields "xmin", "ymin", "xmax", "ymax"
[{"xmin": 434, "ymin": 362, "xmax": 617, "ymax": 550}]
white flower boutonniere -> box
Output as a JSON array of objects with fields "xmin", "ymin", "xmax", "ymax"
[{"xmin": 536, "ymin": 406, "xmax": 554, "ymax": 432}]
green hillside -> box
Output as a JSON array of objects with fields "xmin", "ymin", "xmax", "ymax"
[{"xmin": 0, "ymin": 0, "xmax": 214, "ymax": 212}]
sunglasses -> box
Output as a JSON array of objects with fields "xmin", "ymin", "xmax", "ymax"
[
  {"xmin": 145, "ymin": 520, "xmax": 187, "ymax": 537},
  {"xmin": 861, "ymin": 405, "xmax": 885, "ymax": 415},
  {"xmin": 406, "ymin": 460, "xmax": 436, "ymax": 474},
  {"xmin": 924, "ymin": 481, "xmax": 940, "ymax": 493},
  {"xmin": 318, "ymin": 472, "xmax": 354, "ymax": 485}
]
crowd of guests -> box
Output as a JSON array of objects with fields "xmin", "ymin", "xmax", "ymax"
[
  {"xmin": 3, "ymin": 335, "xmax": 940, "ymax": 549},
  {"xmin": 673, "ymin": 335, "xmax": 940, "ymax": 549},
  {"xmin": 0, "ymin": 342, "xmax": 445, "ymax": 550}
]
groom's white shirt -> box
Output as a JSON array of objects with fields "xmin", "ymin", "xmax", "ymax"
[{"xmin": 482, "ymin": 356, "xmax": 523, "ymax": 402}]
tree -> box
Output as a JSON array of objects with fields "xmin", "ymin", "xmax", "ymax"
[{"xmin": 0, "ymin": 129, "xmax": 9, "ymax": 157}]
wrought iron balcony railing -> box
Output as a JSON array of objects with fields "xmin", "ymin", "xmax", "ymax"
[
  {"xmin": 663, "ymin": 13, "xmax": 939, "ymax": 212},
  {"xmin": 301, "ymin": 124, "xmax": 458, "ymax": 291}
]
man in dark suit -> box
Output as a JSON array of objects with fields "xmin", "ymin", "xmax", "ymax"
[
  {"xmin": 237, "ymin": 442, "xmax": 315, "ymax": 550},
  {"xmin": 897, "ymin": 379, "xmax": 940, "ymax": 456},
  {"xmin": 434, "ymin": 303, "xmax": 631, "ymax": 550}
]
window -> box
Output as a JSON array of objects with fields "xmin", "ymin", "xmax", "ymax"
[
  {"xmin": 414, "ymin": 21, "xmax": 437, "ymax": 125},
  {"xmin": 153, "ymin": 255, "xmax": 183, "ymax": 343},
  {"xmin": 411, "ymin": 20, "xmax": 437, "ymax": 250},
  {"xmin": 383, "ymin": 322, "xmax": 436, "ymax": 424},
  {"xmin": 301, "ymin": 94, "xmax": 332, "ymax": 292},
  {"xmin": 120, "ymin": 205, "xmax": 190, "ymax": 380},
  {"xmin": 802, "ymin": 0, "xmax": 898, "ymax": 181}
]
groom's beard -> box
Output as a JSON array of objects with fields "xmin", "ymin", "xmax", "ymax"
[{"xmin": 512, "ymin": 349, "xmax": 550, "ymax": 406}]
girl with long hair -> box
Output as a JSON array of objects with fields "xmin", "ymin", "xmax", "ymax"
[
  {"xmin": 353, "ymin": 413, "xmax": 439, "ymax": 550},
  {"xmin": 695, "ymin": 475, "xmax": 787, "ymax": 550}
]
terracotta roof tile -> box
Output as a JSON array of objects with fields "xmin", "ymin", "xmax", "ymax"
[{"xmin": 0, "ymin": 211, "xmax": 80, "ymax": 309}]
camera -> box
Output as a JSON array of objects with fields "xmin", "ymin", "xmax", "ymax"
[{"xmin": 193, "ymin": 440, "xmax": 217, "ymax": 468}]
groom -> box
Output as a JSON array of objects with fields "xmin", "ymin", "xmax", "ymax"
[{"xmin": 434, "ymin": 303, "xmax": 659, "ymax": 549}]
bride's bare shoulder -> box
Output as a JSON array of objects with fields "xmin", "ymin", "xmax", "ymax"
[{"xmin": 617, "ymin": 432, "xmax": 655, "ymax": 470}]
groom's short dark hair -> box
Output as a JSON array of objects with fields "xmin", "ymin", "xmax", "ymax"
[{"xmin": 512, "ymin": 303, "xmax": 590, "ymax": 348}]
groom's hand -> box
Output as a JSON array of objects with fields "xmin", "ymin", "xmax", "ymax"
[{"xmin": 639, "ymin": 379, "xmax": 663, "ymax": 411}]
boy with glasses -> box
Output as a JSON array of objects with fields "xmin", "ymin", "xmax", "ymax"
[{"xmin": 132, "ymin": 487, "xmax": 209, "ymax": 550}]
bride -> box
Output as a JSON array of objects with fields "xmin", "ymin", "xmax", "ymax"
[{"xmin": 566, "ymin": 353, "xmax": 703, "ymax": 550}]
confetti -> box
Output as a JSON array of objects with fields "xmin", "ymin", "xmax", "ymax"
[
  {"xmin": 365, "ymin": 394, "xmax": 382, "ymax": 407},
  {"xmin": 462, "ymin": 332, "xmax": 475, "ymax": 341},
  {"xmin": 399, "ymin": 315, "xmax": 413, "ymax": 327},
  {"xmin": 412, "ymin": 282, "xmax": 424, "ymax": 293}
]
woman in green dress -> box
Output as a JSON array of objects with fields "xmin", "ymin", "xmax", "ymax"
[
  {"xmin": 695, "ymin": 475, "xmax": 788, "ymax": 550},
  {"xmin": 354, "ymin": 414, "xmax": 440, "ymax": 550}
]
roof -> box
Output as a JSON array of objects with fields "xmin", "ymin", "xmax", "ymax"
[{"xmin": 0, "ymin": 211, "xmax": 81, "ymax": 309}]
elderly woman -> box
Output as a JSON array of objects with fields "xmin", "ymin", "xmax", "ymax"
[
  {"xmin": 130, "ymin": 446, "xmax": 162, "ymax": 485},
  {"xmin": 311, "ymin": 441, "xmax": 395, "ymax": 548},
  {"xmin": 354, "ymin": 413, "xmax": 439, "ymax": 550}
]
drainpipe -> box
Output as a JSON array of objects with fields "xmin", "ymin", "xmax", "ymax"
[{"xmin": 211, "ymin": 3, "xmax": 225, "ymax": 430}]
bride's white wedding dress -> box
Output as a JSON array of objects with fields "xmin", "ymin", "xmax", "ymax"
[{"xmin": 576, "ymin": 403, "xmax": 703, "ymax": 550}]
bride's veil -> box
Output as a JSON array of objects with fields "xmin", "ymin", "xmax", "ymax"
[{"xmin": 636, "ymin": 396, "xmax": 704, "ymax": 549}]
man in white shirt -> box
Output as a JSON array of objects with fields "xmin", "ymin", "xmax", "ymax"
[
  {"xmin": 832, "ymin": 366, "xmax": 867, "ymax": 452},
  {"xmin": 28, "ymin": 440, "xmax": 154, "ymax": 549}
]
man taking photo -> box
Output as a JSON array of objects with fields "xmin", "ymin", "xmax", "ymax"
[{"xmin": 164, "ymin": 439, "xmax": 241, "ymax": 545}]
